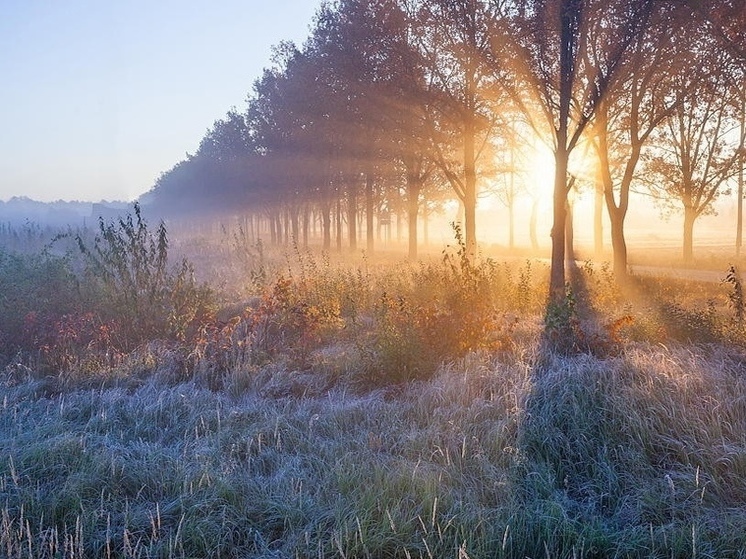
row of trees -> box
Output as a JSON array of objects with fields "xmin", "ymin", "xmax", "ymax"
[{"xmin": 147, "ymin": 0, "xmax": 746, "ymax": 299}]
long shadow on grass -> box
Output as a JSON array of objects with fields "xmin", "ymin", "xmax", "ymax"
[{"xmin": 511, "ymin": 252, "xmax": 746, "ymax": 556}]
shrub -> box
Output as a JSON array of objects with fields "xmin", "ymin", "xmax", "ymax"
[
  {"xmin": 542, "ymin": 283, "xmax": 586, "ymax": 355},
  {"xmin": 723, "ymin": 265, "xmax": 744, "ymax": 329},
  {"xmin": 0, "ymin": 249, "xmax": 81, "ymax": 362},
  {"xmin": 74, "ymin": 203, "xmax": 216, "ymax": 350},
  {"xmin": 358, "ymin": 226, "xmax": 517, "ymax": 386},
  {"xmin": 658, "ymin": 300, "xmax": 722, "ymax": 344},
  {"xmin": 249, "ymin": 275, "xmax": 343, "ymax": 365},
  {"xmin": 22, "ymin": 311, "xmax": 124, "ymax": 373}
]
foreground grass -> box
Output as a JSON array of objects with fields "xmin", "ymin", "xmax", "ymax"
[
  {"xmin": 3, "ymin": 338, "xmax": 746, "ymax": 558},
  {"xmin": 4, "ymin": 218, "xmax": 746, "ymax": 557}
]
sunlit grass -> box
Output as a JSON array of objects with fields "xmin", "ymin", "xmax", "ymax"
[{"xmin": 2, "ymin": 226, "xmax": 746, "ymax": 557}]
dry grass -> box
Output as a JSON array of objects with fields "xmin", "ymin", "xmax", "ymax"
[
  {"xmin": 3, "ymin": 225, "xmax": 746, "ymax": 557},
  {"xmin": 3, "ymin": 336, "xmax": 746, "ymax": 557}
]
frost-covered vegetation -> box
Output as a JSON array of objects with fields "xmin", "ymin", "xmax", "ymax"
[{"xmin": 1, "ymin": 214, "xmax": 746, "ymax": 558}]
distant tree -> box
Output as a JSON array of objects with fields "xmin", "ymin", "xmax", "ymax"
[
  {"xmin": 146, "ymin": 108, "xmax": 258, "ymax": 219},
  {"xmin": 417, "ymin": 0, "xmax": 502, "ymax": 258},
  {"xmin": 489, "ymin": 116, "xmax": 540, "ymax": 250},
  {"xmin": 643, "ymin": 47, "xmax": 745, "ymax": 263},
  {"xmin": 247, "ymin": 42, "xmax": 338, "ymax": 247},
  {"xmin": 309, "ymin": 0, "xmax": 402, "ymax": 252},
  {"xmin": 379, "ymin": 0, "xmax": 442, "ymax": 260}
]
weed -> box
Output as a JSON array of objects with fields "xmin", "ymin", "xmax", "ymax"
[
  {"xmin": 0, "ymin": 248, "xmax": 81, "ymax": 365},
  {"xmin": 723, "ymin": 265, "xmax": 744, "ymax": 328},
  {"xmin": 543, "ymin": 283, "xmax": 585, "ymax": 354},
  {"xmin": 73, "ymin": 203, "xmax": 216, "ymax": 350},
  {"xmin": 659, "ymin": 299, "xmax": 722, "ymax": 344}
]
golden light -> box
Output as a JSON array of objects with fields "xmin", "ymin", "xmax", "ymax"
[
  {"xmin": 526, "ymin": 140, "xmax": 557, "ymax": 225},
  {"xmin": 519, "ymin": 137, "xmax": 602, "ymax": 248}
]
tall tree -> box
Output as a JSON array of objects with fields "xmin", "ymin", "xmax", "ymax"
[
  {"xmin": 737, "ymin": 86, "xmax": 746, "ymax": 257},
  {"xmin": 496, "ymin": 0, "xmax": 656, "ymax": 300},
  {"xmin": 644, "ymin": 48, "xmax": 745, "ymax": 263},
  {"xmin": 593, "ymin": 2, "xmax": 684, "ymax": 283},
  {"xmin": 418, "ymin": 0, "xmax": 501, "ymax": 257},
  {"xmin": 310, "ymin": 0, "xmax": 407, "ymax": 252}
]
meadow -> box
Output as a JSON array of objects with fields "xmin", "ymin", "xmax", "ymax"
[{"xmin": 1, "ymin": 213, "xmax": 746, "ymax": 558}]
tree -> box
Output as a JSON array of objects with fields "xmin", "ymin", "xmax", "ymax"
[
  {"xmin": 496, "ymin": 0, "xmax": 656, "ymax": 300},
  {"xmin": 247, "ymin": 42, "xmax": 343, "ymax": 248},
  {"xmin": 490, "ymin": 116, "xmax": 543, "ymax": 250},
  {"xmin": 592, "ymin": 2, "xmax": 684, "ymax": 283},
  {"xmin": 644, "ymin": 48, "xmax": 745, "ymax": 263},
  {"xmin": 737, "ymin": 86, "xmax": 746, "ymax": 256},
  {"xmin": 418, "ymin": 0, "xmax": 502, "ymax": 258},
  {"xmin": 686, "ymin": 0, "xmax": 746, "ymax": 63},
  {"xmin": 379, "ymin": 0, "xmax": 440, "ymax": 260}
]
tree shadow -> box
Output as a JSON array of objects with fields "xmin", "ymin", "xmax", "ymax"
[
  {"xmin": 536, "ymin": 242, "xmax": 608, "ymax": 367},
  {"xmin": 509, "ymin": 244, "xmax": 746, "ymax": 554}
]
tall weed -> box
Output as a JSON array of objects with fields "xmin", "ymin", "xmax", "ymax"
[{"xmin": 74, "ymin": 203, "xmax": 216, "ymax": 350}]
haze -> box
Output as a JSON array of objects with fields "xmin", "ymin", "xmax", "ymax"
[{"xmin": 0, "ymin": 0, "xmax": 319, "ymax": 203}]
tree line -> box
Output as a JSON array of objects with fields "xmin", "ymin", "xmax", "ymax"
[{"xmin": 146, "ymin": 0, "xmax": 746, "ymax": 299}]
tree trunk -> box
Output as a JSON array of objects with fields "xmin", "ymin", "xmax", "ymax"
[
  {"xmin": 278, "ymin": 214, "xmax": 285, "ymax": 246},
  {"xmin": 322, "ymin": 203, "xmax": 331, "ymax": 251},
  {"xmin": 508, "ymin": 196, "xmax": 515, "ymax": 250},
  {"xmin": 270, "ymin": 214, "xmax": 277, "ymax": 246},
  {"xmin": 423, "ymin": 207, "xmax": 429, "ymax": 247},
  {"xmin": 683, "ymin": 206, "xmax": 696, "ymax": 263},
  {"xmin": 530, "ymin": 198, "xmax": 539, "ymax": 252},
  {"xmin": 348, "ymin": 180, "xmax": 358, "ymax": 251},
  {"xmin": 594, "ymin": 170, "xmax": 604, "ymax": 258},
  {"xmin": 464, "ymin": 117, "xmax": 478, "ymax": 258},
  {"xmin": 738, "ymin": 163, "xmax": 744, "ymax": 257},
  {"xmin": 336, "ymin": 198, "xmax": 343, "ymax": 252},
  {"xmin": 738, "ymin": 95, "xmax": 745, "ymax": 257},
  {"xmin": 366, "ymin": 170, "xmax": 375, "ymax": 253},
  {"xmin": 407, "ymin": 178, "xmax": 421, "ymax": 260},
  {"xmin": 550, "ymin": 145, "xmax": 569, "ymax": 300},
  {"xmin": 302, "ymin": 207, "xmax": 309, "ymax": 248},
  {"xmin": 609, "ymin": 209, "xmax": 628, "ymax": 284},
  {"xmin": 291, "ymin": 207, "xmax": 299, "ymax": 244},
  {"xmin": 564, "ymin": 199, "xmax": 574, "ymax": 262},
  {"xmin": 508, "ymin": 131, "xmax": 516, "ymax": 250}
]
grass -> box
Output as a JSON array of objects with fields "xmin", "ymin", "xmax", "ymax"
[
  {"xmin": 3, "ymin": 343, "xmax": 746, "ymax": 557},
  {"xmin": 3, "ymin": 218, "xmax": 746, "ymax": 557}
]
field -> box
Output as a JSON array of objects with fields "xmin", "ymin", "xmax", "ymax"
[{"xmin": 2, "ymin": 216, "xmax": 746, "ymax": 558}]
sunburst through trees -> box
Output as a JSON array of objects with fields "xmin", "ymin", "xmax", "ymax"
[{"xmin": 147, "ymin": 0, "xmax": 745, "ymax": 293}]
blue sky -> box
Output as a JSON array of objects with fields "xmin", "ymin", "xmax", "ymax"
[{"xmin": 0, "ymin": 1, "xmax": 320, "ymax": 202}]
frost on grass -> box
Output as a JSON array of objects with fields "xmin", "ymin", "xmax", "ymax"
[{"xmin": 3, "ymin": 342, "xmax": 746, "ymax": 557}]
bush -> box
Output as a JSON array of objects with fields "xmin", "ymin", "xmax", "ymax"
[
  {"xmin": 74, "ymin": 203, "xmax": 216, "ymax": 350},
  {"xmin": 358, "ymin": 226, "xmax": 520, "ymax": 386},
  {"xmin": 723, "ymin": 265, "xmax": 744, "ymax": 332},
  {"xmin": 0, "ymin": 249, "xmax": 81, "ymax": 363},
  {"xmin": 658, "ymin": 300, "xmax": 722, "ymax": 344}
]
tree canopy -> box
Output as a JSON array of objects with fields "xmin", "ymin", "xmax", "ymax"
[{"xmin": 144, "ymin": 0, "xmax": 746, "ymax": 290}]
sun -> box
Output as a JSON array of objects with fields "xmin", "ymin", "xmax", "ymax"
[
  {"xmin": 525, "ymin": 141, "xmax": 557, "ymax": 225},
  {"xmin": 525, "ymin": 139, "xmax": 599, "ymax": 216},
  {"xmin": 527, "ymin": 142, "xmax": 557, "ymax": 196}
]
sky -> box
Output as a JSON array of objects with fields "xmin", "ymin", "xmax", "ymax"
[{"xmin": 0, "ymin": 0, "xmax": 320, "ymax": 203}]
